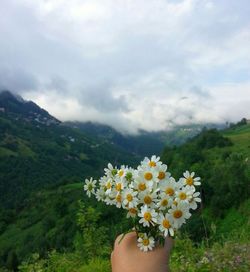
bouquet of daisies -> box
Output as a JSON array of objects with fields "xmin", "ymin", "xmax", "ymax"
[{"xmin": 84, "ymin": 155, "xmax": 201, "ymax": 252}]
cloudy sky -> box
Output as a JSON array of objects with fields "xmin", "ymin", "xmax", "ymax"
[{"xmin": 0, "ymin": 0, "xmax": 250, "ymax": 133}]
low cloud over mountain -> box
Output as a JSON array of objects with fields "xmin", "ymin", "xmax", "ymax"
[{"xmin": 0, "ymin": 0, "xmax": 250, "ymax": 133}]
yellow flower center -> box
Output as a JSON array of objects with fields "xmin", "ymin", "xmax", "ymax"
[
  {"xmin": 148, "ymin": 161, "xmax": 156, "ymax": 167},
  {"xmin": 179, "ymin": 192, "xmax": 187, "ymax": 200},
  {"xmin": 173, "ymin": 210, "xmax": 183, "ymax": 219},
  {"xmin": 143, "ymin": 212, "xmax": 152, "ymax": 221},
  {"xmin": 143, "ymin": 239, "xmax": 150, "ymax": 246},
  {"xmin": 161, "ymin": 199, "xmax": 168, "ymax": 206},
  {"xmin": 126, "ymin": 194, "xmax": 133, "ymax": 202},
  {"xmin": 144, "ymin": 196, "xmax": 152, "ymax": 205},
  {"xmin": 106, "ymin": 182, "xmax": 111, "ymax": 189},
  {"xmin": 118, "ymin": 170, "xmax": 124, "ymax": 177},
  {"xmin": 163, "ymin": 219, "xmax": 171, "ymax": 228},
  {"xmin": 165, "ymin": 187, "xmax": 174, "ymax": 196},
  {"xmin": 186, "ymin": 177, "xmax": 194, "ymax": 186},
  {"xmin": 116, "ymin": 194, "xmax": 122, "ymax": 203},
  {"xmin": 129, "ymin": 208, "xmax": 137, "ymax": 214},
  {"xmin": 138, "ymin": 183, "xmax": 146, "ymax": 191},
  {"xmin": 115, "ymin": 183, "xmax": 122, "ymax": 191},
  {"xmin": 87, "ymin": 184, "xmax": 93, "ymax": 190},
  {"xmin": 173, "ymin": 200, "xmax": 178, "ymax": 206},
  {"xmin": 158, "ymin": 171, "xmax": 166, "ymax": 180},
  {"xmin": 144, "ymin": 172, "xmax": 153, "ymax": 181}
]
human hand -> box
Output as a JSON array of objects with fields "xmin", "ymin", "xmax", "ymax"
[{"xmin": 111, "ymin": 232, "xmax": 174, "ymax": 272}]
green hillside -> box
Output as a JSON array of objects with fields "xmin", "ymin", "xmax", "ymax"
[
  {"xmin": 0, "ymin": 106, "xmax": 139, "ymax": 269},
  {"xmin": 0, "ymin": 182, "xmax": 128, "ymax": 269},
  {"xmin": 162, "ymin": 125, "xmax": 249, "ymax": 218},
  {"xmin": 0, "ymin": 112, "xmax": 140, "ymax": 209},
  {"xmin": 0, "ymin": 123, "xmax": 249, "ymax": 271},
  {"xmin": 223, "ymin": 123, "xmax": 250, "ymax": 156}
]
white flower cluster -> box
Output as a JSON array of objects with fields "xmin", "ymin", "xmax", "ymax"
[{"xmin": 84, "ymin": 155, "xmax": 201, "ymax": 252}]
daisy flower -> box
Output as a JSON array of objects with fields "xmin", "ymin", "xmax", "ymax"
[
  {"xmin": 132, "ymin": 177, "xmax": 151, "ymax": 192},
  {"xmin": 138, "ymin": 189, "xmax": 158, "ymax": 208},
  {"xmin": 137, "ymin": 167, "xmax": 158, "ymax": 188},
  {"xmin": 95, "ymin": 188, "xmax": 105, "ymax": 201},
  {"xmin": 104, "ymin": 196, "xmax": 115, "ymax": 206},
  {"xmin": 126, "ymin": 207, "xmax": 138, "ymax": 218},
  {"xmin": 158, "ymin": 213, "xmax": 175, "ymax": 237},
  {"xmin": 157, "ymin": 193, "xmax": 173, "ymax": 210},
  {"xmin": 125, "ymin": 168, "xmax": 134, "ymax": 182},
  {"xmin": 175, "ymin": 187, "xmax": 194, "ymax": 204},
  {"xmin": 114, "ymin": 178, "xmax": 126, "ymax": 193},
  {"xmin": 122, "ymin": 188, "xmax": 138, "ymax": 208},
  {"xmin": 84, "ymin": 178, "xmax": 97, "ymax": 197},
  {"xmin": 117, "ymin": 165, "xmax": 127, "ymax": 178},
  {"xmin": 104, "ymin": 163, "xmax": 117, "ymax": 177},
  {"xmin": 138, "ymin": 205, "xmax": 158, "ymax": 227},
  {"xmin": 180, "ymin": 171, "xmax": 201, "ymax": 188},
  {"xmin": 156, "ymin": 163, "xmax": 170, "ymax": 181},
  {"xmin": 169, "ymin": 203, "xmax": 191, "ymax": 228},
  {"xmin": 114, "ymin": 193, "xmax": 123, "ymax": 208},
  {"xmin": 159, "ymin": 177, "xmax": 179, "ymax": 197},
  {"xmin": 189, "ymin": 191, "xmax": 201, "ymax": 210},
  {"xmin": 101, "ymin": 178, "xmax": 113, "ymax": 195},
  {"xmin": 141, "ymin": 155, "xmax": 161, "ymax": 168},
  {"xmin": 137, "ymin": 233, "xmax": 155, "ymax": 252}
]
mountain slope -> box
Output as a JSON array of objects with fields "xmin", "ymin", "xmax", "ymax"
[
  {"xmin": 0, "ymin": 91, "xmax": 140, "ymax": 209},
  {"xmin": 0, "ymin": 90, "xmax": 60, "ymax": 125},
  {"xmin": 162, "ymin": 125, "xmax": 250, "ymax": 219},
  {"xmin": 65, "ymin": 121, "xmax": 223, "ymax": 157}
]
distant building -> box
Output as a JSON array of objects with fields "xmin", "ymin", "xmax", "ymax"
[{"xmin": 246, "ymin": 119, "xmax": 250, "ymax": 124}]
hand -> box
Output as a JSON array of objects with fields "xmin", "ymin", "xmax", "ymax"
[{"xmin": 111, "ymin": 232, "xmax": 174, "ymax": 272}]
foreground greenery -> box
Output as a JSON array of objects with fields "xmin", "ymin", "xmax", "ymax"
[
  {"xmin": 0, "ymin": 120, "xmax": 249, "ymax": 271},
  {"xmin": 15, "ymin": 200, "xmax": 250, "ymax": 271},
  {"xmin": 16, "ymin": 238, "xmax": 250, "ymax": 272}
]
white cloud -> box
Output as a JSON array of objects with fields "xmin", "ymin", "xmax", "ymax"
[{"xmin": 1, "ymin": 0, "xmax": 250, "ymax": 133}]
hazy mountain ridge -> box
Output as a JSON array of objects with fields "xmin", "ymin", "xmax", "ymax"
[
  {"xmin": 64, "ymin": 121, "xmax": 225, "ymax": 157},
  {"xmin": 0, "ymin": 90, "xmax": 226, "ymax": 157},
  {"xmin": 0, "ymin": 90, "xmax": 60, "ymax": 126},
  {"xmin": 0, "ymin": 91, "xmax": 141, "ymax": 209}
]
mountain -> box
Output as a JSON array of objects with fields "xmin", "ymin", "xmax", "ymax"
[
  {"xmin": 0, "ymin": 90, "xmax": 60, "ymax": 126},
  {"xmin": 64, "ymin": 121, "xmax": 166, "ymax": 156},
  {"xmin": 0, "ymin": 91, "xmax": 141, "ymax": 209},
  {"xmin": 64, "ymin": 121, "xmax": 224, "ymax": 157},
  {"xmin": 0, "ymin": 90, "xmax": 225, "ymax": 158}
]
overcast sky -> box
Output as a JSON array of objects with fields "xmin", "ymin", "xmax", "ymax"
[{"xmin": 0, "ymin": 0, "xmax": 250, "ymax": 133}]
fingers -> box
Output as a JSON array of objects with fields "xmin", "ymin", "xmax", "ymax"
[
  {"xmin": 164, "ymin": 236, "xmax": 174, "ymax": 252},
  {"xmin": 112, "ymin": 233, "xmax": 173, "ymax": 272},
  {"xmin": 114, "ymin": 232, "xmax": 137, "ymax": 250},
  {"xmin": 114, "ymin": 232, "xmax": 174, "ymax": 254}
]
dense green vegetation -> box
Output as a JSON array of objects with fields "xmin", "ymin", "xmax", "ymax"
[
  {"xmin": 13, "ymin": 215, "xmax": 250, "ymax": 272},
  {"xmin": 1, "ymin": 121, "xmax": 249, "ymax": 271},
  {"xmin": 0, "ymin": 112, "xmax": 140, "ymax": 209},
  {"xmin": 0, "ymin": 92, "xmax": 249, "ymax": 271},
  {"xmin": 0, "ymin": 103, "xmax": 138, "ymax": 270}
]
